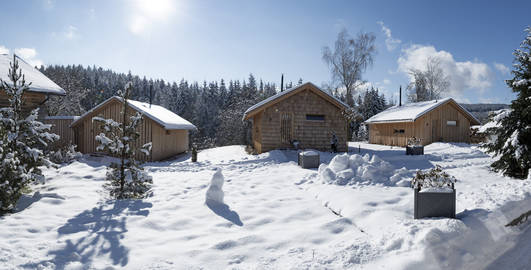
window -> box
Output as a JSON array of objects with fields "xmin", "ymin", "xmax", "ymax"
[
  {"xmin": 447, "ymin": 120, "xmax": 457, "ymax": 126},
  {"xmin": 393, "ymin": 129, "xmax": 405, "ymax": 134},
  {"xmin": 306, "ymin": 114, "xmax": 325, "ymax": 121},
  {"xmin": 280, "ymin": 112, "xmax": 293, "ymax": 143}
]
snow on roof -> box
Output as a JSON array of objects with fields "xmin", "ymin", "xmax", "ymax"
[
  {"xmin": 365, "ymin": 97, "xmax": 480, "ymax": 124},
  {"xmin": 0, "ymin": 54, "xmax": 65, "ymax": 95},
  {"xmin": 71, "ymin": 96, "xmax": 197, "ymax": 130},
  {"xmin": 243, "ymin": 82, "xmax": 349, "ymax": 119},
  {"xmin": 45, "ymin": 116, "xmax": 80, "ymax": 120},
  {"xmin": 127, "ymin": 99, "xmax": 196, "ymax": 130}
]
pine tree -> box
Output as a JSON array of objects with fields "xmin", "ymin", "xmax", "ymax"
[
  {"xmin": 93, "ymin": 82, "xmax": 153, "ymax": 199},
  {"xmin": 486, "ymin": 27, "xmax": 531, "ymax": 179},
  {"xmin": 0, "ymin": 55, "xmax": 59, "ymax": 212}
]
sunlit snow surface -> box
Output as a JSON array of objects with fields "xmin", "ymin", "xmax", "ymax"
[{"xmin": 1, "ymin": 143, "xmax": 530, "ymax": 269}]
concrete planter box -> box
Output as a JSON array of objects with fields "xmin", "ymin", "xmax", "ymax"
[
  {"xmin": 406, "ymin": 145, "xmax": 424, "ymax": 155},
  {"xmin": 414, "ymin": 187, "xmax": 456, "ymax": 219},
  {"xmin": 298, "ymin": 151, "xmax": 320, "ymax": 169}
]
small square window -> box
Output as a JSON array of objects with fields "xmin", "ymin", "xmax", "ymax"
[
  {"xmin": 447, "ymin": 120, "xmax": 457, "ymax": 126},
  {"xmin": 306, "ymin": 114, "xmax": 325, "ymax": 121}
]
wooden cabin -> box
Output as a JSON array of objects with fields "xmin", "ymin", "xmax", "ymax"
[
  {"xmin": 43, "ymin": 116, "xmax": 79, "ymax": 149},
  {"xmin": 364, "ymin": 98, "xmax": 481, "ymax": 147},
  {"xmin": 0, "ymin": 54, "xmax": 65, "ymax": 116},
  {"xmin": 243, "ymin": 82, "xmax": 349, "ymax": 153},
  {"xmin": 70, "ymin": 97, "xmax": 196, "ymax": 161}
]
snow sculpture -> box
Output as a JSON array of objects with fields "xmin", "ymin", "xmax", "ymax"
[{"xmin": 206, "ymin": 168, "xmax": 224, "ymax": 204}]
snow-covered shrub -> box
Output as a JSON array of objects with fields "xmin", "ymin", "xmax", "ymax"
[
  {"xmin": 205, "ymin": 168, "xmax": 224, "ymax": 204},
  {"xmin": 48, "ymin": 144, "xmax": 82, "ymax": 164},
  {"xmin": 93, "ymin": 83, "xmax": 152, "ymax": 199},
  {"xmin": 411, "ymin": 165, "xmax": 456, "ymax": 190},
  {"xmin": 407, "ymin": 137, "xmax": 422, "ymax": 146},
  {"xmin": 0, "ymin": 55, "xmax": 59, "ymax": 212},
  {"xmin": 318, "ymin": 153, "xmax": 409, "ymax": 186}
]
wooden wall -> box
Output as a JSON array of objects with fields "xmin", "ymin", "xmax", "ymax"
[
  {"xmin": 253, "ymin": 88, "xmax": 348, "ymax": 153},
  {"xmin": 73, "ymin": 99, "xmax": 189, "ymax": 161},
  {"xmin": 368, "ymin": 101, "xmax": 472, "ymax": 147},
  {"xmin": 43, "ymin": 117, "xmax": 77, "ymax": 149},
  {"xmin": 152, "ymin": 127, "xmax": 189, "ymax": 161},
  {"xmin": 0, "ymin": 91, "xmax": 47, "ymax": 117}
]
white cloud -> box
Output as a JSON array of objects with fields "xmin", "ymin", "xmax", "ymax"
[
  {"xmin": 14, "ymin": 48, "xmax": 44, "ymax": 67},
  {"xmin": 493, "ymin": 62, "xmax": 509, "ymax": 74},
  {"xmin": 64, "ymin": 25, "xmax": 78, "ymax": 39},
  {"xmin": 377, "ymin": 21, "xmax": 401, "ymax": 51},
  {"xmin": 397, "ymin": 44, "xmax": 492, "ymax": 97},
  {"xmin": 0, "ymin": 45, "xmax": 8, "ymax": 54},
  {"xmin": 128, "ymin": 0, "xmax": 177, "ymax": 36},
  {"xmin": 383, "ymin": 79, "xmax": 391, "ymax": 85}
]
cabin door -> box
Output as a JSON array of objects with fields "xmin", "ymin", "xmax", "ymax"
[
  {"xmin": 431, "ymin": 119, "xmax": 440, "ymax": 142},
  {"xmin": 280, "ymin": 112, "xmax": 293, "ymax": 144}
]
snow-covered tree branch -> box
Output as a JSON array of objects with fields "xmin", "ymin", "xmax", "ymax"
[{"xmin": 93, "ymin": 82, "xmax": 152, "ymax": 199}]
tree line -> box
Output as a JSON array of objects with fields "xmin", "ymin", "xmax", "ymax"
[{"xmin": 39, "ymin": 65, "xmax": 391, "ymax": 147}]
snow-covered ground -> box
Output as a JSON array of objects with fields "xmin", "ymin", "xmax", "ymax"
[{"xmin": 1, "ymin": 142, "xmax": 530, "ymax": 269}]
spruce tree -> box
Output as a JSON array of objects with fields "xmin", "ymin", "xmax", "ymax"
[
  {"xmin": 0, "ymin": 55, "xmax": 59, "ymax": 212},
  {"xmin": 93, "ymin": 82, "xmax": 153, "ymax": 199},
  {"xmin": 486, "ymin": 27, "xmax": 531, "ymax": 179}
]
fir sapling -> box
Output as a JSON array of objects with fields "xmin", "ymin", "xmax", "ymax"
[
  {"xmin": 0, "ymin": 55, "xmax": 59, "ymax": 212},
  {"xmin": 93, "ymin": 82, "xmax": 153, "ymax": 199}
]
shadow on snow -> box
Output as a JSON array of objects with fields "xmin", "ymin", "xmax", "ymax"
[
  {"xmin": 206, "ymin": 200, "xmax": 243, "ymax": 227},
  {"xmin": 22, "ymin": 200, "xmax": 152, "ymax": 269}
]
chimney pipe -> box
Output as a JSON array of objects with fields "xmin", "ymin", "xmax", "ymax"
[
  {"xmin": 149, "ymin": 83, "xmax": 153, "ymax": 108},
  {"xmin": 281, "ymin": 73, "xmax": 284, "ymax": 92},
  {"xmin": 399, "ymin": 85, "xmax": 402, "ymax": 106}
]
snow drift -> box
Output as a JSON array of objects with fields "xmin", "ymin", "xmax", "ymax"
[{"xmin": 318, "ymin": 153, "xmax": 410, "ymax": 186}]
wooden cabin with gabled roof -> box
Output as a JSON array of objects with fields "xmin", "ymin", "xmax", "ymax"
[
  {"xmin": 70, "ymin": 96, "xmax": 196, "ymax": 161},
  {"xmin": 0, "ymin": 54, "xmax": 65, "ymax": 117},
  {"xmin": 243, "ymin": 82, "xmax": 349, "ymax": 153},
  {"xmin": 364, "ymin": 97, "xmax": 481, "ymax": 147}
]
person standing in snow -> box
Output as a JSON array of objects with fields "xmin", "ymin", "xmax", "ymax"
[{"xmin": 331, "ymin": 132, "xmax": 338, "ymax": 152}]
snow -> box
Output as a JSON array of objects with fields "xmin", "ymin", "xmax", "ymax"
[
  {"xmin": 1, "ymin": 143, "xmax": 531, "ymax": 269},
  {"xmin": 365, "ymin": 97, "xmax": 480, "ymax": 125},
  {"xmin": 301, "ymin": 150, "xmax": 318, "ymax": 156},
  {"xmin": 205, "ymin": 168, "xmax": 225, "ymax": 204},
  {"xmin": 243, "ymin": 82, "xmax": 348, "ymax": 119},
  {"xmin": 44, "ymin": 116, "xmax": 80, "ymax": 120},
  {"xmin": 0, "ymin": 54, "xmax": 65, "ymax": 95},
  {"xmin": 127, "ymin": 99, "xmax": 196, "ymax": 130},
  {"xmin": 419, "ymin": 187, "xmax": 454, "ymax": 193},
  {"xmin": 71, "ymin": 97, "xmax": 196, "ymax": 130}
]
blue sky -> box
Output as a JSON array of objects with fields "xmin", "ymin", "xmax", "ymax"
[{"xmin": 0, "ymin": 0, "xmax": 529, "ymax": 104}]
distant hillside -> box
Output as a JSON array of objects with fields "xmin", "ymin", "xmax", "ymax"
[{"xmin": 460, "ymin": 103, "xmax": 510, "ymax": 124}]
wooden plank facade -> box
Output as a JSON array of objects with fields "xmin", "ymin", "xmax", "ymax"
[
  {"xmin": 368, "ymin": 100, "xmax": 478, "ymax": 147},
  {"xmin": 71, "ymin": 98, "xmax": 191, "ymax": 161},
  {"xmin": 43, "ymin": 116, "xmax": 78, "ymax": 149},
  {"xmin": 245, "ymin": 83, "xmax": 348, "ymax": 153},
  {"xmin": 0, "ymin": 91, "xmax": 48, "ymax": 117}
]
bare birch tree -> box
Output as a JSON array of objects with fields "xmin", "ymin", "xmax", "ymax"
[
  {"xmin": 407, "ymin": 57, "xmax": 450, "ymax": 102},
  {"xmin": 322, "ymin": 29, "xmax": 376, "ymax": 107}
]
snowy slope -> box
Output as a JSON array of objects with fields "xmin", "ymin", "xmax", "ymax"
[
  {"xmin": 0, "ymin": 54, "xmax": 65, "ymax": 95},
  {"xmin": 1, "ymin": 143, "xmax": 530, "ymax": 269}
]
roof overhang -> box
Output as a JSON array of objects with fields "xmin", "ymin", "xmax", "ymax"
[{"xmin": 243, "ymin": 82, "xmax": 349, "ymax": 120}]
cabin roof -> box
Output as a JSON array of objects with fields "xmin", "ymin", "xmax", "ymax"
[
  {"xmin": 243, "ymin": 82, "xmax": 349, "ymax": 120},
  {"xmin": 365, "ymin": 97, "xmax": 481, "ymax": 125},
  {"xmin": 0, "ymin": 54, "xmax": 65, "ymax": 96},
  {"xmin": 70, "ymin": 96, "xmax": 197, "ymax": 130}
]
